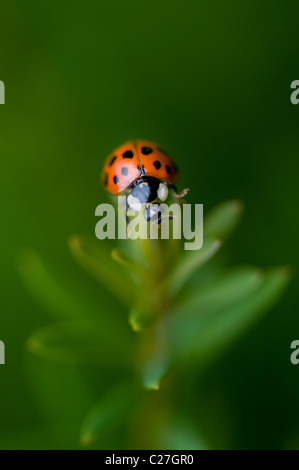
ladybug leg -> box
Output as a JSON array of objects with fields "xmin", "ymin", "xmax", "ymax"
[{"xmin": 171, "ymin": 186, "xmax": 190, "ymax": 199}]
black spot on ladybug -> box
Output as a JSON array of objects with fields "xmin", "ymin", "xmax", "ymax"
[
  {"xmin": 157, "ymin": 147, "xmax": 169, "ymax": 156},
  {"xmin": 166, "ymin": 165, "xmax": 171, "ymax": 174},
  {"xmin": 153, "ymin": 160, "xmax": 161, "ymax": 170},
  {"xmin": 141, "ymin": 146, "xmax": 153, "ymax": 155},
  {"xmin": 122, "ymin": 150, "xmax": 134, "ymax": 159},
  {"xmin": 113, "ymin": 175, "xmax": 119, "ymax": 184},
  {"xmin": 121, "ymin": 167, "xmax": 128, "ymax": 176},
  {"xmin": 103, "ymin": 173, "xmax": 108, "ymax": 186},
  {"xmin": 138, "ymin": 164, "xmax": 145, "ymax": 174},
  {"xmin": 109, "ymin": 156, "xmax": 117, "ymax": 166}
]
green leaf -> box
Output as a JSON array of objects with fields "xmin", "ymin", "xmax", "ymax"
[
  {"xmin": 164, "ymin": 238, "xmax": 221, "ymax": 297},
  {"xmin": 17, "ymin": 250, "xmax": 88, "ymax": 319},
  {"xmin": 141, "ymin": 354, "xmax": 170, "ymax": 391},
  {"xmin": 156, "ymin": 417, "xmax": 208, "ymax": 450},
  {"xmin": 69, "ymin": 235, "xmax": 136, "ymax": 307},
  {"xmin": 111, "ymin": 247, "xmax": 148, "ymax": 281},
  {"xmin": 204, "ymin": 200, "xmax": 244, "ymax": 241},
  {"xmin": 139, "ymin": 324, "xmax": 171, "ymax": 390},
  {"xmin": 27, "ymin": 319, "xmax": 134, "ymax": 365},
  {"xmin": 170, "ymin": 266, "xmax": 291, "ymax": 364},
  {"xmin": 179, "ymin": 265, "xmax": 263, "ymax": 311},
  {"xmin": 80, "ymin": 383, "xmax": 139, "ymax": 446},
  {"xmin": 128, "ymin": 303, "xmax": 154, "ymax": 332}
]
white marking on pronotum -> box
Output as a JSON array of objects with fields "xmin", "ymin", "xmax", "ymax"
[
  {"xmin": 0, "ymin": 81, "xmax": 4, "ymax": 104},
  {"xmin": 157, "ymin": 183, "xmax": 168, "ymax": 201},
  {"xmin": 127, "ymin": 194, "xmax": 142, "ymax": 212}
]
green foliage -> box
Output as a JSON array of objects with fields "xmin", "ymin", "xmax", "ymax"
[
  {"xmin": 18, "ymin": 200, "xmax": 290, "ymax": 449},
  {"xmin": 80, "ymin": 383, "xmax": 139, "ymax": 446}
]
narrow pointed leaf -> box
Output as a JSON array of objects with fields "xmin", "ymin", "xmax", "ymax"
[
  {"xmin": 156, "ymin": 417, "xmax": 208, "ymax": 450},
  {"xmin": 27, "ymin": 320, "xmax": 134, "ymax": 366},
  {"xmin": 179, "ymin": 266, "xmax": 263, "ymax": 313},
  {"xmin": 139, "ymin": 324, "xmax": 171, "ymax": 390},
  {"xmin": 80, "ymin": 384, "xmax": 139, "ymax": 446},
  {"xmin": 111, "ymin": 247, "xmax": 148, "ymax": 281},
  {"xmin": 69, "ymin": 235, "xmax": 135, "ymax": 306},
  {"xmin": 194, "ymin": 267, "xmax": 291, "ymax": 360},
  {"xmin": 164, "ymin": 239, "xmax": 221, "ymax": 297},
  {"xmin": 128, "ymin": 303, "xmax": 154, "ymax": 332},
  {"xmin": 17, "ymin": 250, "xmax": 87, "ymax": 319},
  {"xmin": 204, "ymin": 200, "xmax": 244, "ymax": 241},
  {"xmin": 141, "ymin": 354, "xmax": 170, "ymax": 390},
  {"xmin": 169, "ymin": 267, "xmax": 263, "ymax": 360},
  {"xmin": 171, "ymin": 267, "xmax": 290, "ymax": 364}
]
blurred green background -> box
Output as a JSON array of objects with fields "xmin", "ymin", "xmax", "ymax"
[{"xmin": 0, "ymin": 0, "xmax": 299, "ymax": 450}]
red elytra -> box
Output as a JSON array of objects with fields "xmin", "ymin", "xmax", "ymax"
[{"xmin": 101, "ymin": 140, "xmax": 179, "ymax": 195}]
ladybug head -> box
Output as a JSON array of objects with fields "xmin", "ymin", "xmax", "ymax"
[{"xmin": 127, "ymin": 176, "xmax": 169, "ymax": 213}]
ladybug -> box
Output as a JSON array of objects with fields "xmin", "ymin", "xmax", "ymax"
[{"xmin": 101, "ymin": 140, "xmax": 188, "ymax": 222}]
